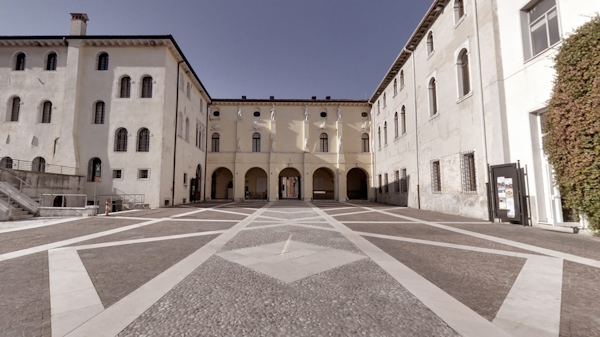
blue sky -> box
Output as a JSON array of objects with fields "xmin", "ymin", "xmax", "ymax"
[{"xmin": 0, "ymin": 0, "xmax": 432, "ymax": 100}]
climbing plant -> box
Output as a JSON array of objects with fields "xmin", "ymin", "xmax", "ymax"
[{"xmin": 543, "ymin": 15, "xmax": 600, "ymax": 233}]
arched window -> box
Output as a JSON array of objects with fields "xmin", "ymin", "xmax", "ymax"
[
  {"xmin": 32, "ymin": 157, "xmax": 45, "ymax": 172},
  {"xmin": 137, "ymin": 128, "xmax": 150, "ymax": 152},
  {"xmin": 393, "ymin": 79, "xmax": 397, "ymax": 95},
  {"xmin": 362, "ymin": 133, "xmax": 370, "ymax": 153},
  {"xmin": 320, "ymin": 133, "xmax": 329, "ymax": 152},
  {"xmin": 457, "ymin": 49, "xmax": 471, "ymax": 97},
  {"xmin": 14, "ymin": 53, "xmax": 25, "ymax": 71},
  {"xmin": 384, "ymin": 122, "xmax": 388, "ymax": 145},
  {"xmin": 211, "ymin": 133, "xmax": 220, "ymax": 152},
  {"xmin": 186, "ymin": 83, "xmax": 191, "ymax": 99},
  {"xmin": 10, "ymin": 97, "xmax": 20, "ymax": 122},
  {"xmin": 427, "ymin": 32, "xmax": 435, "ymax": 56},
  {"xmin": 178, "ymin": 112, "xmax": 183, "ymax": 136},
  {"xmin": 1, "ymin": 157, "xmax": 13, "ymax": 169},
  {"xmin": 378, "ymin": 127, "xmax": 381, "ymax": 148},
  {"xmin": 87, "ymin": 158, "xmax": 101, "ymax": 182},
  {"xmin": 429, "ymin": 78, "xmax": 438, "ymax": 116},
  {"xmin": 114, "ymin": 128, "xmax": 128, "ymax": 152},
  {"xmin": 185, "ymin": 118, "xmax": 190, "ymax": 141},
  {"xmin": 46, "ymin": 52, "xmax": 57, "ymax": 71},
  {"xmin": 94, "ymin": 101, "xmax": 105, "ymax": 124},
  {"xmin": 401, "ymin": 106, "xmax": 407, "ymax": 135},
  {"xmin": 383, "ymin": 93, "xmax": 387, "ymax": 107},
  {"xmin": 195, "ymin": 123, "xmax": 199, "ymax": 147},
  {"xmin": 97, "ymin": 53, "xmax": 108, "ymax": 71},
  {"xmin": 41, "ymin": 101, "xmax": 52, "ymax": 123},
  {"xmin": 141, "ymin": 76, "xmax": 152, "ymax": 98},
  {"xmin": 400, "ymin": 70, "xmax": 405, "ymax": 88},
  {"xmin": 394, "ymin": 112, "xmax": 399, "ymax": 139},
  {"xmin": 120, "ymin": 76, "xmax": 131, "ymax": 98},
  {"xmin": 377, "ymin": 101, "xmax": 380, "ymax": 114},
  {"xmin": 252, "ymin": 133, "xmax": 261, "ymax": 152},
  {"xmin": 454, "ymin": 0, "xmax": 465, "ymax": 22}
]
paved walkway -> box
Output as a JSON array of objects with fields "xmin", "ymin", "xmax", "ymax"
[{"xmin": 1, "ymin": 201, "xmax": 599, "ymax": 336}]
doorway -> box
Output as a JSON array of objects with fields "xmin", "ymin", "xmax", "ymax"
[
  {"xmin": 279, "ymin": 167, "xmax": 301, "ymax": 199},
  {"xmin": 211, "ymin": 167, "xmax": 233, "ymax": 200},
  {"xmin": 347, "ymin": 168, "xmax": 368, "ymax": 200}
]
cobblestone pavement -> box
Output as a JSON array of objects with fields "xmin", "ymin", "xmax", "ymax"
[{"xmin": 0, "ymin": 200, "xmax": 599, "ymax": 336}]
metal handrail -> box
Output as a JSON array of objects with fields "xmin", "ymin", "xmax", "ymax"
[
  {"xmin": 0, "ymin": 167, "xmax": 39, "ymax": 199},
  {"xmin": 0, "ymin": 158, "xmax": 78, "ymax": 175},
  {"xmin": 40, "ymin": 193, "xmax": 88, "ymax": 208},
  {"xmin": 96, "ymin": 194, "xmax": 146, "ymax": 211}
]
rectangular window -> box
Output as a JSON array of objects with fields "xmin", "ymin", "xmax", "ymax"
[
  {"xmin": 138, "ymin": 169, "xmax": 149, "ymax": 180},
  {"xmin": 384, "ymin": 173, "xmax": 389, "ymax": 193},
  {"xmin": 112, "ymin": 169, "xmax": 122, "ymax": 179},
  {"xmin": 211, "ymin": 136, "xmax": 220, "ymax": 152},
  {"xmin": 183, "ymin": 173, "xmax": 188, "ymax": 185},
  {"xmin": 524, "ymin": 0, "xmax": 560, "ymax": 59},
  {"xmin": 431, "ymin": 160, "xmax": 441, "ymax": 193},
  {"xmin": 461, "ymin": 151, "xmax": 477, "ymax": 193},
  {"xmin": 378, "ymin": 174, "xmax": 382, "ymax": 193},
  {"xmin": 394, "ymin": 170, "xmax": 400, "ymax": 193},
  {"xmin": 164, "ymin": 199, "xmax": 170, "ymax": 206},
  {"xmin": 401, "ymin": 168, "xmax": 408, "ymax": 193}
]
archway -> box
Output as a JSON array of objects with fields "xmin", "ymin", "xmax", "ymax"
[
  {"xmin": 245, "ymin": 167, "xmax": 268, "ymax": 200},
  {"xmin": 211, "ymin": 167, "xmax": 233, "ymax": 200},
  {"xmin": 279, "ymin": 167, "xmax": 301, "ymax": 199},
  {"xmin": 190, "ymin": 164, "xmax": 202, "ymax": 202},
  {"xmin": 313, "ymin": 167, "xmax": 335, "ymax": 200},
  {"xmin": 347, "ymin": 168, "xmax": 368, "ymax": 200},
  {"xmin": 53, "ymin": 196, "xmax": 65, "ymax": 207}
]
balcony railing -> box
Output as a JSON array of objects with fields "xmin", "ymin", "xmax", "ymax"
[{"xmin": 0, "ymin": 158, "xmax": 78, "ymax": 175}]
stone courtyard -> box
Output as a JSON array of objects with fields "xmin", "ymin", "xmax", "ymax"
[{"xmin": 0, "ymin": 201, "xmax": 599, "ymax": 337}]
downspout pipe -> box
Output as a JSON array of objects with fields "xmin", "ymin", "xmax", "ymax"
[
  {"xmin": 172, "ymin": 61, "xmax": 184, "ymax": 206},
  {"xmin": 204, "ymin": 102, "xmax": 210, "ymax": 201},
  {"xmin": 404, "ymin": 47, "xmax": 421, "ymax": 209}
]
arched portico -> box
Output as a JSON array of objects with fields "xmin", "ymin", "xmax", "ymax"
[
  {"xmin": 347, "ymin": 167, "xmax": 369, "ymax": 200},
  {"xmin": 210, "ymin": 167, "xmax": 233, "ymax": 200},
  {"xmin": 279, "ymin": 167, "xmax": 301, "ymax": 199},
  {"xmin": 312, "ymin": 167, "xmax": 335, "ymax": 200},
  {"xmin": 245, "ymin": 167, "xmax": 268, "ymax": 199}
]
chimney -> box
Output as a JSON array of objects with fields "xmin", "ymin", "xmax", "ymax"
[
  {"xmin": 241, "ymin": 96, "xmax": 247, "ymax": 100},
  {"xmin": 326, "ymin": 96, "xmax": 331, "ymax": 100},
  {"xmin": 70, "ymin": 13, "xmax": 89, "ymax": 36}
]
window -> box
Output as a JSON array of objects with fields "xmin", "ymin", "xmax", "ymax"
[
  {"xmin": 41, "ymin": 101, "xmax": 52, "ymax": 123},
  {"xmin": 320, "ymin": 112, "xmax": 327, "ymax": 118},
  {"xmin": 112, "ymin": 170, "xmax": 122, "ymax": 179},
  {"xmin": 32, "ymin": 157, "xmax": 46, "ymax": 172},
  {"xmin": 97, "ymin": 53, "xmax": 108, "ymax": 71},
  {"xmin": 361, "ymin": 112, "xmax": 368, "ymax": 118},
  {"xmin": 378, "ymin": 174, "xmax": 382, "ymax": 193},
  {"xmin": 384, "ymin": 122, "xmax": 388, "ymax": 145},
  {"xmin": 525, "ymin": 0, "xmax": 560, "ymax": 59},
  {"xmin": 141, "ymin": 76, "xmax": 152, "ymax": 98},
  {"xmin": 195, "ymin": 123, "xmax": 199, "ymax": 147},
  {"xmin": 114, "ymin": 128, "xmax": 128, "ymax": 152},
  {"xmin": 185, "ymin": 118, "xmax": 190, "ymax": 141},
  {"xmin": 252, "ymin": 133, "xmax": 261, "ymax": 152},
  {"xmin": 461, "ymin": 151, "xmax": 477, "ymax": 193},
  {"xmin": 211, "ymin": 133, "xmax": 220, "ymax": 152},
  {"xmin": 120, "ymin": 76, "xmax": 131, "ymax": 98},
  {"xmin": 14, "ymin": 53, "xmax": 25, "ymax": 71},
  {"xmin": 46, "ymin": 52, "xmax": 57, "ymax": 71},
  {"xmin": 254, "ymin": 111, "xmax": 260, "ymax": 117},
  {"xmin": 401, "ymin": 168, "xmax": 408, "ymax": 193},
  {"xmin": 401, "ymin": 106, "xmax": 407, "ymax": 135},
  {"xmin": 1, "ymin": 157, "xmax": 13, "ymax": 169},
  {"xmin": 186, "ymin": 83, "xmax": 190, "ymax": 99},
  {"xmin": 183, "ymin": 173, "xmax": 188, "ymax": 185},
  {"xmin": 393, "ymin": 79, "xmax": 398, "ymax": 95},
  {"xmin": 378, "ymin": 127, "xmax": 381, "ymax": 149},
  {"xmin": 383, "ymin": 93, "xmax": 387, "ymax": 107},
  {"xmin": 362, "ymin": 133, "xmax": 370, "ymax": 153},
  {"xmin": 427, "ymin": 32, "xmax": 435, "ymax": 56},
  {"xmin": 87, "ymin": 158, "xmax": 101, "ymax": 182},
  {"xmin": 431, "ymin": 160, "xmax": 441, "ymax": 193},
  {"xmin": 94, "ymin": 102, "xmax": 105, "ymax": 124},
  {"xmin": 384, "ymin": 173, "xmax": 389, "ymax": 193},
  {"xmin": 377, "ymin": 101, "xmax": 380, "ymax": 114},
  {"xmin": 400, "ymin": 70, "xmax": 405, "ymax": 88},
  {"xmin": 457, "ymin": 49, "xmax": 471, "ymax": 97},
  {"xmin": 454, "ymin": 0, "xmax": 465, "ymax": 23},
  {"xmin": 429, "ymin": 78, "xmax": 438, "ymax": 116},
  {"xmin": 10, "ymin": 97, "xmax": 20, "ymax": 122},
  {"xmin": 138, "ymin": 169, "xmax": 149, "ymax": 179},
  {"xmin": 394, "ymin": 112, "xmax": 399, "ymax": 139},
  {"xmin": 178, "ymin": 112, "xmax": 183, "ymax": 137},
  {"xmin": 179, "ymin": 74, "xmax": 184, "ymax": 91},
  {"xmin": 137, "ymin": 128, "xmax": 150, "ymax": 152},
  {"xmin": 394, "ymin": 170, "xmax": 400, "ymax": 193},
  {"xmin": 213, "ymin": 110, "xmax": 220, "ymax": 117},
  {"xmin": 320, "ymin": 133, "xmax": 329, "ymax": 152}
]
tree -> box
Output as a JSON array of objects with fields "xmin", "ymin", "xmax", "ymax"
[{"xmin": 543, "ymin": 15, "xmax": 600, "ymax": 232}]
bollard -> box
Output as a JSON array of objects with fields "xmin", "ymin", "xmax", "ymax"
[{"xmin": 105, "ymin": 199, "xmax": 110, "ymax": 216}]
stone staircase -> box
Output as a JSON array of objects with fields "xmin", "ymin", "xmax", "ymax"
[
  {"xmin": 0, "ymin": 194, "xmax": 35, "ymax": 220},
  {"xmin": 0, "ymin": 181, "xmax": 39, "ymax": 221}
]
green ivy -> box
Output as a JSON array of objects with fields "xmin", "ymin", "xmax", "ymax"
[{"xmin": 543, "ymin": 15, "xmax": 600, "ymax": 233}]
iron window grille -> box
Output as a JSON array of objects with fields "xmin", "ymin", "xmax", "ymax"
[
  {"xmin": 46, "ymin": 53, "xmax": 57, "ymax": 71},
  {"xmin": 112, "ymin": 170, "xmax": 122, "ymax": 179},
  {"xmin": 94, "ymin": 102, "xmax": 105, "ymax": 124},
  {"xmin": 431, "ymin": 160, "xmax": 441, "ymax": 193},
  {"xmin": 460, "ymin": 151, "xmax": 477, "ymax": 193},
  {"xmin": 11, "ymin": 97, "xmax": 20, "ymax": 122},
  {"xmin": 394, "ymin": 170, "xmax": 400, "ymax": 193},
  {"xmin": 401, "ymin": 168, "xmax": 408, "ymax": 193},
  {"xmin": 141, "ymin": 76, "xmax": 153, "ymax": 98},
  {"xmin": 32, "ymin": 157, "xmax": 45, "ymax": 172},
  {"xmin": 15, "ymin": 53, "xmax": 25, "ymax": 71},
  {"xmin": 115, "ymin": 128, "xmax": 128, "ymax": 152},
  {"xmin": 41, "ymin": 102, "xmax": 52, "ymax": 123},
  {"xmin": 1, "ymin": 157, "xmax": 13, "ymax": 169},
  {"xmin": 97, "ymin": 53, "xmax": 108, "ymax": 71},
  {"xmin": 120, "ymin": 76, "xmax": 131, "ymax": 98},
  {"xmin": 138, "ymin": 169, "xmax": 149, "ymax": 179},
  {"xmin": 137, "ymin": 128, "xmax": 150, "ymax": 152}
]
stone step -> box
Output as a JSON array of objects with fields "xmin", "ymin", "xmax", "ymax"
[{"xmin": 11, "ymin": 213, "xmax": 34, "ymax": 220}]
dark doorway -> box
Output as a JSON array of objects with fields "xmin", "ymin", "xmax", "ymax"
[
  {"xmin": 53, "ymin": 196, "xmax": 65, "ymax": 207},
  {"xmin": 279, "ymin": 167, "xmax": 301, "ymax": 199},
  {"xmin": 313, "ymin": 167, "xmax": 335, "ymax": 200},
  {"xmin": 347, "ymin": 168, "xmax": 368, "ymax": 200},
  {"xmin": 211, "ymin": 167, "xmax": 233, "ymax": 200}
]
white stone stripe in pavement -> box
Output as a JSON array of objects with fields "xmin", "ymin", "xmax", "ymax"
[
  {"xmin": 330, "ymin": 210, "xmax": 376, "ymax": 217},
  {"xmin": 493, "ymin": 257, "xmax": 563, "ymax": 337},
  {"xmin": 111, "ymin": 216, "xmax": 238, "ymax": 222},
  {"xmin": 170, "ymin": 201, "xmax": 238, "ymax": 218},
  {"xmin": 0, "ymin": 217, "xmax": 80, "ymax": 234},
  {"xmin": 64, "ymin": 202, "xmax": 274, "ymax": 337},
  {"xmin": 358, "ymin": 205, "xmax": 600, "ymax": 269},
  {"xmin": 309, "ymin": 202, "xmax": 512, "ymax": 337}
]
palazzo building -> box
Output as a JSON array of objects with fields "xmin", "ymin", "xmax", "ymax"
[{"xmin": 1, "ymin": 0, "xmax": 599, "ymax": 226}]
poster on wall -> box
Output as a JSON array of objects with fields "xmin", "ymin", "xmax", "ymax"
[
  {"xmin": 497, "ymin": 177, "xmax": 507, "ymax": 210},
  {"xmin": 505, "ymin": 178, "xmax": 515, "ymax": 218}
]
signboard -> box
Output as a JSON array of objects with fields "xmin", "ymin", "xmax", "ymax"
[
  {"xmin": 488, "ymin": 163, "xmax": 529, "ymax": 225},
  {"xmin": 94, "ymin": 163, "xmax": 101, "ymax": 181}
]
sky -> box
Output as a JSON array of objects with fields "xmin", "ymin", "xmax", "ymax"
[{"xmin": 0, "ymin": 0, "xmax": 432, "ymax": 100}]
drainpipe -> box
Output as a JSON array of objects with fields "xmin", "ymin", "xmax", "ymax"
[
  {"xmin": 404, "ymin": 47, "xmax": 421, "ymax": 209},
  {"xmin": 204, "ymin": 102, "xmax": 210, "ymax": 201},
  {"xmin": 172, "ymin": 61, "xmax": 184, "ymax": 206}
]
